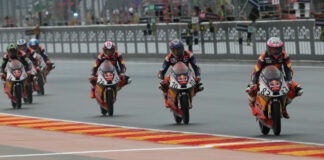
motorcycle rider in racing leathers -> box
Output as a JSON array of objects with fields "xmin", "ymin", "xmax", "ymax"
[
  {"xmin": 246, "ymin": 37, "xmax": 303, "ymax": 119},
  {"xmin": 28, "ymin": 38, "xmax": 55, "ymax": 74},
  {"xmin": 157, "ymin": 39, "xmax": 204, "ymax": 108},
  {"xmin": 1, "ymin": 43, "xmax": 33, "ymax": 81},
  {"xmin": 89, "ymin": 41, "xmax": 132, "ymax": 98},
  {"xmin": 17, "ymin": 39, "xmax": 39, "ymax": 69}
]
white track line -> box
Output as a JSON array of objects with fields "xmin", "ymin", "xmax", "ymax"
[
  {"xmin": 1, "ymin": 113, "xmax": 324, "ymax": 147},
  {"xmin": 0, "ymin": 140, "xmax": 279, "ymax": 158},
  {"xmin": 0, "ymin": 146, "xmax": 207, "ymax": 158}
]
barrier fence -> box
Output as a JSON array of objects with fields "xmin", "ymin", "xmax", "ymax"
[{"xmin": 0, "ymin": 19, "xmax": 323, "ymax": 60}]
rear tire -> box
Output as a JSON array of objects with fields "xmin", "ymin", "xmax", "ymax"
[
  {"xmin": 100, "ymin": 106, "xmax": 107, "ymax": 116},
  {"xmin": 259, "ymin": 122, "xmax": 270, "ymax": 135},
  {"xmin": 37, "ymin": 74, "xmax": 45, "ymax": 95},
  {"xmin": 106, "ymin": 89, "xmax": 114, "ymax": 116},
  {"xmin": 173, "ymin": 113, "xmax": 182, "ymax": 124},
  {"xmin": 24, "ymin": 84, "xmax": 33, "ymax": 104},
  {"xmin": 11, "ymin": 101, "xmax": 16, "ymax": 109},
  {"xmin": 271, "ymin": 102, "xmax": 281, "ymax": 136},
  {"xmin": 180, "ymin": 94, "xmax": 190, "ymax": 125}
]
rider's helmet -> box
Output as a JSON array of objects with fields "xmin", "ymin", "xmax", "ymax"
[
  {"xmin": 169, "ymin": 39, "xmax": 184, "ymax": 57},
  {"xmin": 266, "ymin": 37, "xmax": 283, "ymax": 59},
  {"xmin": 29, "ymin": 38, "xmax": 39, "ymax": 50},
  {"xmin": 7, "ymin": 43, "xmax": 19, "ymax": 59},
  {"xmin": 102, "ymin": 41, "xmax": 115, "ymax": 56},
  {"xmin": 17, "ymin": 39, "xmax": 27, "ymax": 51}
]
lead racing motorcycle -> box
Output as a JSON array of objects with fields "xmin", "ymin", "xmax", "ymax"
[
  {"xmin": 249, "ymin": 65, "xmax": 290, "ymax": 136},
  {"xmin": 2, "ymin": 60, "xmax": 31, "ymax": 109},
  {"xmin": 164, "ymin": 62, "xmax": 198, "ymax": 125},
  {"xmin": 94, "ymin": 60, "xmax": 121, "ymax": 116}
]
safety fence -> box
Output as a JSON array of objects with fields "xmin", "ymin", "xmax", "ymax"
[{"xmin": 0, "ymin": 19, "xmax": 323, "ymax": 60}]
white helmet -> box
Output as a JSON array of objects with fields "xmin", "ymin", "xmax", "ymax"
[{"xmin": 266, "ymin": 37, "xmax": 283, "ymax": 58}]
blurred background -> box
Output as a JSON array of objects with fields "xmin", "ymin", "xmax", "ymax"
[{"xmin": 0, "ymin": 0, "xmax": 323, "ymax": 27}]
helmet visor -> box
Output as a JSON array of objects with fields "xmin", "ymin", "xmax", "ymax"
[
  {"xmin": 30, "ymin": 45, "xmax": 38, "ymax": 50},
  {"xmin": 171, "ymin": 47, "xmax": 184, "ymax": 57},
  {"xmin": 18, "ymin": 44, "xmax": 26, "ymax": 50},
  {"xmin": 104, "ymin": 49, "xmax": 114, "ymax": 56},
  {"xmin": 269, "ymin": 47, "xmax": 282, "ymax": 56}
]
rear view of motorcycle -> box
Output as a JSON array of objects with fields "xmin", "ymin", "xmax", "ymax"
[
  {"xmin": 165, "ymin": 62, "xmax": 197, "ymax": 125},
  {"xmin": 94, "ymin": 60, "xmax": 120, "ymax": 116},
  {"xmin": 2, "ymin": 60, "xmax": 29, "ymax": 109},
  {"xmin": 248, "ymin": 65, "xmax": 290, "ymax": 136}
]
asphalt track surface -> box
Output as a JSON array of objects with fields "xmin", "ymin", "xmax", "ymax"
[{"xmin": 0, "ymin": 59, "xmax": 323, "ymax": 145}]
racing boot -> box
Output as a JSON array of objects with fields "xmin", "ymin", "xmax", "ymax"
[
  {"xmin": 90, "ymin": 88, "xmax": 95, "ymax": 99},
  {"xmin": 295, "ymin": 84, "xmax": 303, "ymax": 97},
  {"xmin": 282, "ymin": 110, "xmax": 290, "ymax": 119},
  {"xmin": 197, "ymin": 83, "xmax": 204, "ymax": 92},
  {"xmin": 1, "ymin": 73, "xmax": 6, "ymax": 81},
  {"xmin": 125, "ymin": 75, "xmax": 132, "ymax": 85},
  {"xmin": 164, "ymin": 95, "xmax": 170, "ymax": 108}
]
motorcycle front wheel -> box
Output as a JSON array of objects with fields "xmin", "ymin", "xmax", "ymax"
[
  {"xmin": 13, "ymin": 84, "xmax": 22, "ymax": 109},
  {"xmin": 271, "ymin": 102, "xmax": 281, "ymax": 136},
  {"xmin": 106, "ymin": 89, "xmax": 114, "ymax": 116},
  {"xmin": 180, "ymin": 94, "xmax": 190, "ymax": 125}
]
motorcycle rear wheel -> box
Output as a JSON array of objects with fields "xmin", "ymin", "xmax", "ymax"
[
  {"xmin": 100, "ymin": 106, "xmax": 107, "ymax": 116},
  {"xmin": 24, "ymin": 84, "xmax": 33, "ymax": 104},
  {"xmin": 271, "ymin": 102, "xmax": 281, "ymax": 136},
  {"xmin": 259, "ymin": 122, "xmax": 270, "ymax": 135},
  {"xmin": 173, "ymin": 113, "xmax": 182, "ymax": 124}
]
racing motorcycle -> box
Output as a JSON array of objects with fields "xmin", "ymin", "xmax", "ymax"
[
  {"xmin": 165, "ymin": 62, "xmax": 197, "ymax": 125},
  {"xmin": 2, "ymin": 60, "xmax": 30, "ymax": 109},
  {"xmin": 250, "ymin": 65, "xmax": 290, "ymax": 136},
  {"xmin": 33, "ymin": 52, "xmax": 47, "ymax": 95},
  {"xmin": 94, "ymin": 60, "xmax": 120, "ymax": 116}
]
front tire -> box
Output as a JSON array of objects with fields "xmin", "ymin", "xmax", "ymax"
[
  {"xmin": 106, "ymin": 89, "xmax": 114, "ymax": 116},
  {"xmin": 14, "ymin": 84, "xmax": 22, "ymax": 109},
  {"xmin": 180, "ymin": 94, "xmax": 190, "ymax": 125},
  {"xmin": 271, "ymin": 102, "xmax": 281, "ymax": 136}
]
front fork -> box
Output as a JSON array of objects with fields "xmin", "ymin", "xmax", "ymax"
[
  {"xmin": 103, "ymin": 86, "xmax": 117, "ymax": 104},
  {"xmin": 173, "ymin": 92, "xmax": 191, "ymax": 115},
  {"xmin": 267, "ymin": 98, "xmax": 283, "ymax": 119}
]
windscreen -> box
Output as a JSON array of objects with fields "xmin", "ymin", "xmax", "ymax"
[
  {"xmin": 99, "ymin": 60, "xmax": 114, "ymax": 72},
  {"xmin": 9, "ymin": 60, "xmax": 23, "ymax": 69},
  {"xmin": 172, "ymin": 62, "xmax": 189, "ymax": 74},
  {"xmin": 262, "ymin": 65, "xmax": 281, "ymax": 79}
]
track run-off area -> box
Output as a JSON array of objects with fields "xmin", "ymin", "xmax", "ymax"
[{"xmin": 0, "ymin": 59, "xmax": 324, "ymax": 159}]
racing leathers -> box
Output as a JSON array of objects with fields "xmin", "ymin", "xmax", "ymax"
[
  {"xmin": 89, "ymin": 51, "xmax": 131, "ymax": 98},
  {"xmin": 247, "ymin": 51, "xmax": 303, "ymax": 119},
  {"xmin": 157, "ymin": 50, "xmax": 203, "ymax": 108}
]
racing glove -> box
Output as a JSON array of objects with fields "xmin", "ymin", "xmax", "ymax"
[{"xmin": 89, "ymin": 76, "xmax": 97, "ymax": 85}]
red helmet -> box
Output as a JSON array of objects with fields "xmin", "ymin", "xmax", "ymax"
[{"xmin": 102, "ymin": 41, "xmax": 115, "ymax": 56}]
